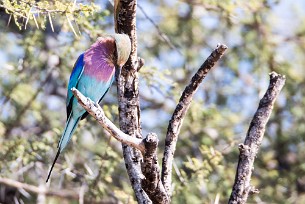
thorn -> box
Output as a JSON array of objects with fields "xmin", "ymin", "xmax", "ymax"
[
  {"xmin": 48, "ymin": 12, "xmax": 54, "ymax": 32},
  {"xmin": 66, "ymin": 14, "xmax": 77, "ymax": 36},
  {"xmin": 7, "ymin": 14, "xmax": 12, "ymax": 27},
  {"xmin": 25, "ymin": 7, "xmax": 32, "ymax": 29},
  {"xmin": 32, "ymin": 13, "xmax": 39, "ymax": 29}
]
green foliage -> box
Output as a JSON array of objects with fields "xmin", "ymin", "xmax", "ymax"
[{"xmin": 1, "ymin": 0, "xmax": 101, "ymax": 33}]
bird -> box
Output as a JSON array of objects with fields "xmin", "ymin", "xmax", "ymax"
[{"xmin": 46, "ymin": 34, "xmax": 131, "ymax": 182}]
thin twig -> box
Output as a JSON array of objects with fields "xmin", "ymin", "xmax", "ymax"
[
  {"xmin": 228, "ymin": 72, "xmax": 286, "ymax": 204},
  {"xmin": 0, "ymin": 177, "xmax": 118, "ymax": 203},
  {"xmin": 0, "ymin": 177, "xmax": 78, "ymax": 199},
  {"xmin": 71, "ymin": 88, "xmax": 145, "ymax": 153},
  {"xmin": 138, "ymin": 4, "xmax": 183, "ymax": 56},
  {"xmin": 161, "ymin": 44, "xmax": 228, "ymax": 195}
]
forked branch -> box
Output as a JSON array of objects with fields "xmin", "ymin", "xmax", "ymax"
[
  {"xmin": 71, "ymin": 88, "xmax": 145, "ymax": 153},
  {"xmin": 72, "ymin": 88, "xmax": 168, "ymax": 203}
]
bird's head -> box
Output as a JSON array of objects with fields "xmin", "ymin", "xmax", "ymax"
[
  {"xmin": 96, "ymin": 33, "xmax": 131, "ymax": 70},
  {"xmin": 112, "ymin": 34, "xmax": 131, "ymax": 68}
]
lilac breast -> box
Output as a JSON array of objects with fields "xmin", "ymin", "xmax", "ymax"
[{"xmin": 84, "ymin": 37, "xmax": 116, "ymax": 82}]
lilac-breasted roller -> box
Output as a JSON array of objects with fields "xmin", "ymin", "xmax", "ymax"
[{"xmin": 46, "ymin": 34, "xmax": 131, "ymax": 182}]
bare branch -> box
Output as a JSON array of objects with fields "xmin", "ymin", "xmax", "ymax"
[
  {"xmin": 0, "ymin": 177, "xmax": 78, "ymax": 199},
  {"xmin": 228, "ymin": 72, "xmax": 286, "ymax": 204},
  {"xmin": 0, "ymin": 177, "xmax": 119, "ymax": 203},
  {"xmin": 141, "ymin": 133, "xmax": 169, "ymax": 204},
  {"xmin": 71, "ymin": 88, "xmax": 145, "ymax": 153},
  {"xmin": 161, "ymin": 44, "xmax": 228, "ymax": 195}
]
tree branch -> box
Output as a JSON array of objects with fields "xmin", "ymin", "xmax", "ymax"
[
  {"xmin": 161, "ymin": 44, "xmax": 228, "ymax": 195},
  {"xmin": 228, "ymin": 72, "xmax": 286, "ymax": 204},
  {"xmin": 0, "ymin": 177, "xmax": 78, "ymax": 199},
  {"xmin": 71, "ymin": 88, "xmax": 145, "ymax": 153},
  {"xmin": 141, "ymin": 133, "xmax": 169, "ymax": 204},
  {"xmin": 114, "ymin": 0, "xmax": 152, "ymax": 203},
  {"xmin": 0, "ymin": 177, "xmax": 118, "ymax": 203},
  {"xmin": 72, "ymin": 87, "xmax": 168, "ymax": 203}
]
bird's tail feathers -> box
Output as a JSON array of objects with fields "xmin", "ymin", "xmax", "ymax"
[
  {"xmin": 57, "ymin": 115, "xmax": 80, "ymax": 152},
  {"xmin": 46, "ymin": 115, "xmax": 80, "ymax": 183},
  {"xmin": 46, "ymin": 148, "xmax": 60, "ymax": 182}
]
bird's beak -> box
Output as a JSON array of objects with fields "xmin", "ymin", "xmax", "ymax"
[{"xmin": 115, "ymin": 65, "xmax": 122, "ymax": 80}]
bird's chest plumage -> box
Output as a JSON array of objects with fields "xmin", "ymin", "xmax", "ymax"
[
  {"xmin": 83, "ymin": 37, "xmax": 116, "ymax": 81},
  {"xmin": 83, "ymin": 59, "xmax": 115, "ymax": 81}
]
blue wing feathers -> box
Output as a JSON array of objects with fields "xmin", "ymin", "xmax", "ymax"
[
  {"xmin": 67, "ymin": 53, "xmax": 85, "ymax": 106},
  {"xmin": 66, "ymin": 53, "xmax": 85, "ymax": 118}
]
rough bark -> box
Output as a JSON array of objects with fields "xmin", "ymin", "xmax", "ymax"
[
  {"xmin": 161, "ymin": 44, "xmax": 228, "ymax": 195},
  {"xmin": 142, "ymin": 133, "xmax": 170, "ymax": 204},
  {"xmin": 228, "ymin": 72, "xmax": 286, "ymax": 204},
  {"xmin": 114, "ymin": 0, "xmax": 151, "ymax": 203}
]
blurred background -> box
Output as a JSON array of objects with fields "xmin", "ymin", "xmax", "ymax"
[{"xmin": 0, "ymin": 0, "xmax": 305, "ymax": 203}]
